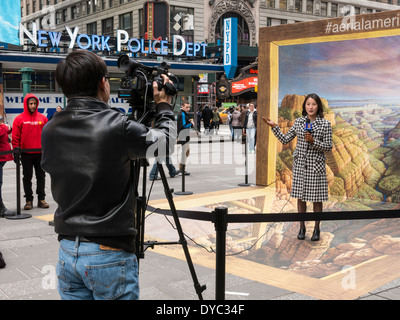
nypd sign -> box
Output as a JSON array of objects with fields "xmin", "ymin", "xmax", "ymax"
[
  {"xmin": 223, "ymin": 18, "xmax": 238, "ymax": 79},
  {"xmin": 19, "ymin": 23, "xmax": 207, "ymax": 57}
]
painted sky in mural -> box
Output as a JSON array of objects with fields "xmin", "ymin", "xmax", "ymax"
[
  {"xmin": 279, "ymin": 35, "xmax": 400, "ymax": 102},
  {"xmin": 0, "ymin": 0, "xmax": 21, "ymax": 45}
]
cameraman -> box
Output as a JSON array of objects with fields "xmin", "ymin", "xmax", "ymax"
[{"xmin": 41, "ymin": 50, "xmax": 176, "ymax": 300}]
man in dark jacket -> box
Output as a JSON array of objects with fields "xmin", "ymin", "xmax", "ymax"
[
  {"xmin": 41, "ymin": 50, "xmax": 176, "ymax": 300},
  {"xmin": 201, "ymin": 104, "xmax": 212, "ymax": 134}
]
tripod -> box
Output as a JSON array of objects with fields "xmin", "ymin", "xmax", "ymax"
[{"xmin": 132, "ymin": 158, "xmax": 206, "ymax": 300}]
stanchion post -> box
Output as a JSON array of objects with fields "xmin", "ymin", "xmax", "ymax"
[
  {"xmin": 16, "ymin": 151, "xmax": 20, "ymax": 214},
  {"xmin": 175, "ymin": 142, "xmax": 193, "ymax": 196},
  {"xmin": 6, "ymin": 148, "xmax": 31, "ymax": 220},
  {"xmin": 238, "ymin": 130, "xmax": 252, "ymax": 187},
  {"xmin": 212, "ymin": 206, "xmax": 228, "ymax": 300}
]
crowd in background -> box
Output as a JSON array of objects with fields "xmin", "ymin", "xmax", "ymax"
[{"xmin": 195, "ymin": 102, "xmax": 257, "ymax": 152}]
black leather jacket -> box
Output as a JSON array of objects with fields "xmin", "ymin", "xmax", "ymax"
[{"xmin": 41, "ymin": 97, "xmax": 176, "ymax": 252}]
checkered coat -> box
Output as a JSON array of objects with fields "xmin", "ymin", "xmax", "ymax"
[{"xmin": 272, "ymin": 116, "xmax": 333, "ymax": 202}]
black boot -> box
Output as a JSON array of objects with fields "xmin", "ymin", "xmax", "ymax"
[
  {"xmin": 297, "ymin": 227, "xmax": 306, "ymax": 240},
  {"xmin": 311, "ymin": 229, "xmax": 320, "ymax": 241}
]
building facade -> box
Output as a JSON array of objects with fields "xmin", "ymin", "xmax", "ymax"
[{"xmin": 20, "ymin": 0, "xmax": 400, "ymax": 47}]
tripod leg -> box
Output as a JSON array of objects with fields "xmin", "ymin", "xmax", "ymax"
[{"xmin": 156, "ymin": 163, "xmax": 206, "ymax": 300}]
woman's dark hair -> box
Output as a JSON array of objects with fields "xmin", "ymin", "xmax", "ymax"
[
  {"xmin": 302, "ymin": 93, "xmax": 324, "ymax": 118},
  {"xmin": 55, "ymin": 50, "xmax": 108, "ymax": 98}
]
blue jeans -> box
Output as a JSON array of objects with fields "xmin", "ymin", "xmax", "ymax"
[
  {"xmin": 57, "ymin": 238, "xmax": 139, "ymax": 300},
  {"xmin": 246, "ymin": 127, "xmax": 256, "ymax": 152},
  {"xmin": 149, "ymin": 157, "xmax": 178, "ymax": 178}
]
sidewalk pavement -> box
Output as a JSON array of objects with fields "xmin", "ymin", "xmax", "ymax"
[{"xmin": 0, "ymin": 124, "xmax": 400, "ymax": 300}]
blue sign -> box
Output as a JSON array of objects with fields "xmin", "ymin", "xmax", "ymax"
[
  {"xmin": 223, "ymin": 18, "xmax": 238, "ymax": 79},
  {"xmin": 0, "ymin": 0, "xmax": 21, "ymax": 45}
]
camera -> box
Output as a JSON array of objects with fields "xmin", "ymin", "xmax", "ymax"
[{"xmin": 117, "ymin": 54, "xmax": 178, "ymax": 123}]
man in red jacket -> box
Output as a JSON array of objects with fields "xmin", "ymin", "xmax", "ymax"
[{"xmin": 12, "ymin": 94, "xmax": 49, "ymax": 210}]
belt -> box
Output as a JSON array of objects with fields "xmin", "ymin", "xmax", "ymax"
[{"xmin": 60, "ymin": 235, "xmax": 93, "ymax": 243}]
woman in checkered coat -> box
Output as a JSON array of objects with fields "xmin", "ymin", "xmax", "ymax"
[{"xmin": 263, "ymin": 93, "xmax": 333, "ymax": 241}]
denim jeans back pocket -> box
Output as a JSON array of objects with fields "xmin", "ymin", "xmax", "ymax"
[
  {"xmin": 86, "ymin": 261, "xmax": 126, "ymax": 300},
  {"xmin": 56, "ymin": 259, "xmax": 71, "ymax": 292}
]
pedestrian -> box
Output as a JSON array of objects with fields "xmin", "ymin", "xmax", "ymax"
[
  {"xmin": 239, "ymin": 104, "xmax": 248, "ymax": 128},
  {"xmin": 41, "ymin": 50, "xmax": 176, "ymax": 300},
  {"xmin": 196, "ymin": 106, "xmax": 202, "ymax": 133},
  {"xmin": 262, "ymin": 93, "xmax": 333, "ymax": 241},
  {"xmin": 243, "ymin": 102, "xmax": 257, "ymax": 153},
  {"xmin": 49, "ymin": 105, "xmax": 64, "ymax": 120},
  {"xmin": 201, "ymin": 104, "xmax": 212, "ymax": 135},
  {"xmin": 211, "ymin": 107, "xmax": 220, "ymax": 135},
  {"xmin": 0, "ymin": 123, "xmax": 16, "ymax": 217},
  {"xmin": 227, "ymin": 106, "xmax": 234, "ymax": 139},
  {"xmin": 149, "ymin": 156, "xmax": 180, "ymax": 180},
  {"xmin": 177, "ymin": 101, "xmax": 193, "ymax": 175},
  {"xmin": 12, "ymin": 94, "xmax": 49, "ymax": 210},
  {"xmin": 231, "ymin": 106, "xmax": 242, "ymax": 143}
]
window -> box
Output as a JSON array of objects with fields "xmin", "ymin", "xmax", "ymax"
[
  {"xmin": 71, "ymin": 6, "xmax": 77, "ymax": 19},
  {"xmin": 119, "ymin": 12, "xmax": 133, "ymax": 37},
  {"xmin": 321, "ymin": 2, "xmax": 327, "ymax": 15},
  {"xmin": 306, "ymin": 0, "xmax": 313, "ymax": 13},
  {"xmin": 215, "ymin": 12, "xmax": 250, "ymax": 45},
  {"xmin": 87, "ymin": 0, "xmax": 91, "ymax": 14},
  {"xmin": 102, "ymin": 17, "xmax": 114, "ymax": 37},
  {"xmin": 2, "ymin": 71, "xmax": 55, "ymax": 93},
  {"xmin": 267, "ymin": 18, "xmax": 285, "ymax": 26},
  {"xmin": 87, "ymin": 21, "xmax": 97, "ymax": 35},
  {"xmin": 62, "ymin": 9, "xmax": 67, "ymax": 22},
  {"xmin": 32, "ymin": 71, "xmax": 55, "ymax": 92},
  {"xmin": 331, "ymin": 3, "xmax": 338, "ymax": 17},
  {"xmin": 280, "ymin": 0, "xmax": 287, "ymax": 10},
  {"xmin": 170, "ymin": 6, "xmax": 194, "ymax": 43},
  {"xmin": 139, "ymin": 8, "xmax": 144, "ymax": 38},
  {"xmin": 267, "ymin": 0, "xmax": 275, "ymax": 7},
  {"xmin": 3, "ymin": 71, "xmax": 22, "ymax": 92},
  {"xmin": 295, "ymin": 0, "xmax": 302, "ymax": 12}
]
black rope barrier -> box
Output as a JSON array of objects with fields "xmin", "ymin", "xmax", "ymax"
[
  {"xmin": 147, "ymin": 203, "xmax": 400, "ymax": 300},
  {"xmin": 146, "ymin": 204, "xmax": 400, "ymax": 223}
]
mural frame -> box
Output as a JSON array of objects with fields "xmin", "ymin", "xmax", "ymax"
[{"xmin": 256, "ymin": 9, "xmax": 400, "ymax": 186}]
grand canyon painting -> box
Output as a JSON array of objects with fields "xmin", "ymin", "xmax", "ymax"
[
  {"xmin": 202, "ymin": 35, "xmax": 400, "ymax": 284},
  {"xmin": 147, "ymin": 15, "xmax": 400, "ymax": 298}
]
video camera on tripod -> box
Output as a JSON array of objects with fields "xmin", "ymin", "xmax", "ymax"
[
  {"xmin": 116, "ymin": 55, "xmax": 206, "ymax": 299},
  {"xmin": 117, "ymin": 54, "xmax": 178, "ymax": 124}
]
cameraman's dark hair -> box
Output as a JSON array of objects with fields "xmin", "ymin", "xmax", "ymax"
[
  {"xmin": 302, "ymin": 93, "xmax": 324, "ymax": 118},
  {"xmin": 55, "ymin": 50, "xmax": 108, "ymax": 98}
]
